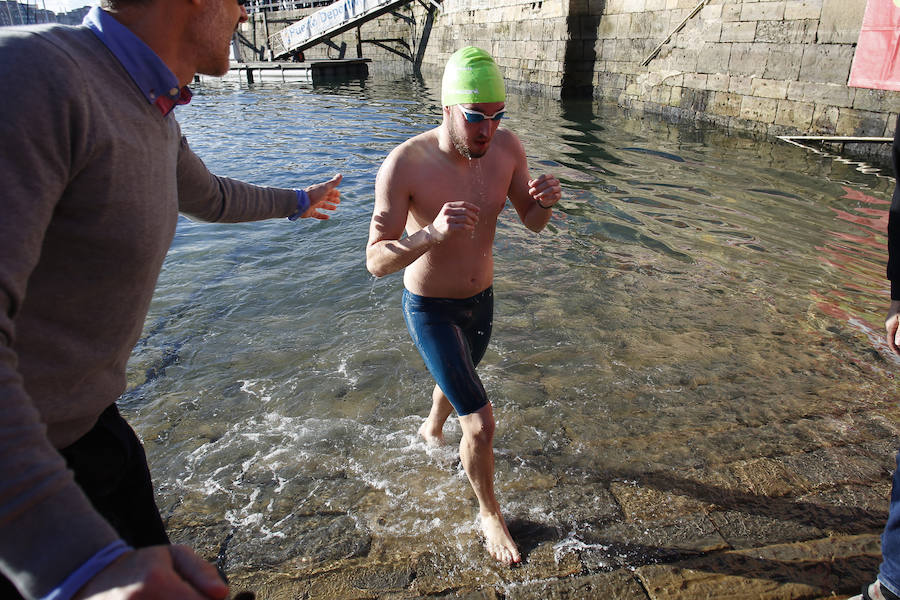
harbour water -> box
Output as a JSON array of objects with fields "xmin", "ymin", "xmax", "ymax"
[{"xmin": 124, "ymin": 75, "xmax": 900, "ymax": 598}]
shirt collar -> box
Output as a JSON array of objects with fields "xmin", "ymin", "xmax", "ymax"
[{"xmin": 83, "ymin": 6, "xmax": 191, "ymax": 115}]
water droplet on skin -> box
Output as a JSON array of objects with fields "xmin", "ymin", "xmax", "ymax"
[{"xmin": 467, "ymin": 159, "xmax": 486, "ymax": 240}]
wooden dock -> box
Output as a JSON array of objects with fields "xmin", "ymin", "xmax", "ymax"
[{"xmin": 220, "ymin": 58, "xmax": 371, "ymax": 84}]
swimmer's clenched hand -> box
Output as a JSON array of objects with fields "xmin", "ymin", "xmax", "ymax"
[
  {"xmin": 529, "ymin": 174, "xmax": 562, "ymax": 209},
  {"xmin": 427, "ymin": 201, "xmax": 480, "ymax": 242},
  {"xmin": 301, "ymin": 173, "xmax": 343, "ymax": 220}
]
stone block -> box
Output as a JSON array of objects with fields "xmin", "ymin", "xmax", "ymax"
[
  {"xmin": 811, "ymin": 104, "xmax": 840, "ymax": 133},
  {"xmin": 763, "ymin": 44, "xmax": 803, "ymax": 79},
  {"xmin": 506, "ymin": 571, "xmax": 648, "ymax": 600},
  {"xmin": 709, "ymin": 509, "xmax": 824, "ymax": 549},
  {"xmin": 708, "ymin": 73, "xmax": 730, "ymax": 91},
  {"xmin": 663, "ymin": 7, "xmax": 688, "ymax": 32},
  {"xmin": 700, "ymin": 3, "xmax": 723, "ymax": 21},
  {"xmin": 740, "ymin": 1, "xmax": 786, "ymax": 22},
  {"xmin": 700, "ymin": 19, "xmax": 723, "ymax": 43},
  {"xmin": 614, "ymin": 37, "xmax": 641, "ymax": 62},
  {"xmin": 622, "ymin": 0, "xmax": 647, "ymax": 13},
  {"xmin": 598, "ymin": 14, "xmax": 618, "ymax": 38},
  {"xmin": 712, "ymin": 91, "xmax": 743, "ymax": 117},
  {"xmin": 853, "ymin": 88, "xmax": 900, "ymax": 114},
  {"xmin": 520, "ymin": 20, "xmax": 540, "ymax": 41},
  {"xmin": 682, "ymin": 72, "xmax": 707, "ymax": 89},
  {"xmin": 501, "ymin": 6, "xmax": 519, "ymax": 22},
  {"xmin": 526, "ymin": 40, "xmax": 544, "ymax": 61},
  {"xmin": 785, "ymin": 0, "xmax": 823, "ymax": 20},
  {"xmin": 611, "ymin": 480, "xmax": 712, "ymax": 523},
  {"xmin": 798, "ymin": 44, "xmax": 854, "ymax": 85},
  {"xmin": 645, "ymin": 0, "xmax": 667, "ymax": 10},
  {"xmin": 630, "ymin": 11, "xmax": 653, "ymax": 37},
  {"xmin": 598, "ymin": 70, "xmax": 628, "ymax": 90},
  {"xmin": 607, "ymin": 0, "xmax": 626, "ymax": 14},
  {"xmin": 722, "ymin": 3, "xmax": 742, "ymax": 22},
  {"xmin": 551, "ymin": 20, "xmax": 568, "ymax": 43},
  {"xmin": 599, "ymin": 37, "xmax": 617, "ymax": 59},
  {"xmin": 799, "ymin": 482, "xmax": 892, "ymax": 537},
  {"xmin": 681, "ymin": 87, "xmax": 712, "ymax": 111},
  {"xmin": 819, "ymin": 0, "xmax": 866, "ymax": 44},
  {"xmin": 732, "ymin": 457, "xmax": 810, "ymax": 497},
  {"xmin": 755, "ymin": 18, "xmax": 817, "ymax": 44},
  {"xmin": 729, "ymin": 42, "xmax": 768, "ymax": 77},
  {"xmin": 697, "ymin": 43, "xmax": 732, "ymax": 74},
  {"xmin": 671, "ymin": 46, "xmax": 699, "ymax": 71},
  {"xmin": 787, "ymin": 80, "xmax": 855, "ymax": 107},
  {"xmin": 589, "ymin": 512, "xmax": 728, "ymax": 557},
  {"xmin": 651, "ymin": 84, "xmax": 674, "ymax": 105},
  {"xmin": 614, "ymin": 12, "xmax": 633, "ymax": 38},
  {"xmin": 836, "ymin": 107, "xmax": 889, "ymax": 137},
  {"xmin": 740, "ymin": 96, "xmax": 779, "ymax": 123},
  {"xmin": 635, "ymin": 535, "xmax": 881, "ymax": 600},
  {"xmin": 721, "ymin": 20, "xmax": 757, "ymax": 43},
  {"xmin": 775, "ymin": 98, "xmax": 815, "ymax": 129},
  {"xmin": 729, "ymin": 74, "xmax": 755, "ymax": 95},
  {"xmin": 751, "ymin": 78, "xmax": 789, "ymax": 99},
  {"xmin": 648, "ymin": 11, "xmax": 671, "ymax": 38},
  {"xmin": 542, "ymin": 1, "xmax": 567, "ymax": 18}
]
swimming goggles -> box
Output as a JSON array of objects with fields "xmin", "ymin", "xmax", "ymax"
[{"xmin": 457, "ymin": 105, "xmax": 506, "ymax": 123}]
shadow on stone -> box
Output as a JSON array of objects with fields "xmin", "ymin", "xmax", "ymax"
[
  {"xmin": 506, "ymin": 518, "xmax": 565, "ymax": 559},
  {"xmin": 624, "ymin": 469, "xmax": 888, "ymax": 536}
]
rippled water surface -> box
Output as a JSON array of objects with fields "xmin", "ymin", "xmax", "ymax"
[{"xmin": 124, "ymin": 76, "xmax": 900, "ymax": 585}]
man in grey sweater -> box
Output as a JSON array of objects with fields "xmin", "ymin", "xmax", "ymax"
[{"xmin": 0, "ymin": 0, "xmax": 342, "ymax": 597}]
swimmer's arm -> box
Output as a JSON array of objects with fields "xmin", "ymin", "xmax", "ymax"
[
  {"xmin": 506, "ymin": 135, "xmax": 561, "ymax": 233},
  {"xmin": 365, "ymin": 211, "xmax": 436, "ymax": 278},
  {"xmin": 887, "ymin": 299, "xmax": 900, "ymax": 355},
  {"xmin": 365, "ymin": 158, "xmax": 479, "ymax": 277}
]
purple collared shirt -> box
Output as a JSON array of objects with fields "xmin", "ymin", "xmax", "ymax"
[{"xmin": 82, "ymin": 6, "xmax": 191, "ymax": 115}]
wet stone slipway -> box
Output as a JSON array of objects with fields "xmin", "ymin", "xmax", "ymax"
[{"xmin": 163, "ymin": 352, "xmax": 899, "ymax": 599}]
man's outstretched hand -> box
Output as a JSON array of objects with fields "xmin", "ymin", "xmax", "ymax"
[{"xmin": 302, "ymin": 173, "xmax": 343, "ymax": 220}]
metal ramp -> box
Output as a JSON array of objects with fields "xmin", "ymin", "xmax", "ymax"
[{"xmin": 269, "ymin": 0, "xmax": 440, "ymax": 60}]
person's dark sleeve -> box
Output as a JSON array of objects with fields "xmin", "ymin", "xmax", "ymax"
[{"xmin": 889, "ymin": 114, "xmax": 900, "ymax": 301}]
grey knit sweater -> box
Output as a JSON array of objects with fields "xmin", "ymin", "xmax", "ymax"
[{"xmin": 0, "ymin": 23, "xmax": 298, "ymax": 598}]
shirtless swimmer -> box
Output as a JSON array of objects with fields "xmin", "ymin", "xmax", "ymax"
[{"xmin": 365, "ymin": 47, "xmax": 562, "ymax": 565}]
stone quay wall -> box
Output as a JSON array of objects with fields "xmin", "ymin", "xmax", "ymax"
[
  {"xmin": 240, "ymin": 0, "xmax": 900, "ymax": 141},
  {"xmin": 589, "ymin": 0, "xmax": 900, "ymax": 141}
]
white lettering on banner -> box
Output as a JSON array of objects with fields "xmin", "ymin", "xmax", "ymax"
[{"xmin": 279, "ymin": 0, "xmax": 393, "ymax": 51}]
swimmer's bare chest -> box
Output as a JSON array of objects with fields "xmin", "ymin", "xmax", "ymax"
[{"xmin": 403, "ymin": 168, "xmax": 509, "ymax": 298}]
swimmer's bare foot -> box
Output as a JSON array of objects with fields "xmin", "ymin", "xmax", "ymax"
[
  {"xmin": 417, "ymin": 419, "xmax": 446, "ymax": 447},
  {"xmin": 480, "ymin": 512, "xmax": 520, "ymax": 565}
]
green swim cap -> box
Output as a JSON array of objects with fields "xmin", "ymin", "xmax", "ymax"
[{"xmin": 441, "ymin": 47, "xmax": 506, "ymax": 107}]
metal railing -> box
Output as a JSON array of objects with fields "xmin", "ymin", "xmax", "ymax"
[{"xmin": 244, "ymin": 0, "xmax": 334, "ymax": 14}]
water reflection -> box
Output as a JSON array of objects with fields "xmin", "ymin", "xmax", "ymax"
[{"xmin": 125, "ymin": 76, "xmax": 899, "ymax": 592}]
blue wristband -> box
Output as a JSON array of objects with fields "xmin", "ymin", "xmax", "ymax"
[
  {"xmin": 41, "ymin": 540, "xmax": 132, "ymax": 600},
  {"xmin": 288, "ymin": 189, "xmax": 310, "ymax": 221}
]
